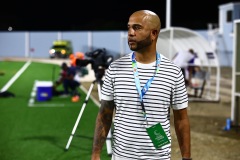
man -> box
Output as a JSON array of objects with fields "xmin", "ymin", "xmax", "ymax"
[
  {"xmin": 172, "ymin": 49, "xmax": 197, "ymax": 86},
  {"xmin": 91, "ymin": 10, "xmax": 191, "ymax": 160},
  {"xmin": 54, "ymin": 62, "xmax": 80, "ymax": 102}
]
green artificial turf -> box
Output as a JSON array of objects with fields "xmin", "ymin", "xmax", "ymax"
[{"xmin": 0, "ymin": 60, "xmax": 110, "ymax": 160}]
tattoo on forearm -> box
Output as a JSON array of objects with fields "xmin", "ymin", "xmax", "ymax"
[{"xmin": 92, "ymin": 100, "xmax": 115, "ymax": 153}]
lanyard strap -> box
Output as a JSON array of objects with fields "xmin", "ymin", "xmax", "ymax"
[{"xmin": 132, "ymin": 52, "xmax": 161, "ymax": 120}]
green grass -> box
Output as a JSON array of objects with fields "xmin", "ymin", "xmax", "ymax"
[{"xmin": 0, "ymin": 60, "xmax": 110, "ymax": 160}]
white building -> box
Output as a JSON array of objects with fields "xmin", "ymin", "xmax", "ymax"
[{"xmin": 208, "ymin": 2, "xmax": 240, "ymax": 67}]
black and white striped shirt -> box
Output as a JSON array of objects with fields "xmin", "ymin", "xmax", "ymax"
[{"xmin": 101, "ymin": 52, "xmax": 188, "ymax": 160}]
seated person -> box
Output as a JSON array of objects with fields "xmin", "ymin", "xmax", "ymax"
[
  {"xmin": 54, "ymin": 62, "xmax": 81, "ymax": 102},
  {"xmin": 188, "ymin": 58, "xmax": 208, "ymax": 98}
]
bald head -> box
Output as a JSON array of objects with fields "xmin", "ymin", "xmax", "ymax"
[
  {"xmin": 127, "ymin": 10, "xmax": 161, "ymax": 55},
  {"xmin": 130, "ymin": 10, "xmax": 161, "ymax": 33}
]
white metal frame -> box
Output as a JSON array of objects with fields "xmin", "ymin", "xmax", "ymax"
[
  {"xmin": 231, "ymin": 19, "xmax": 240, "ymax": 122},
  {"xmin": 156, "ymin": 27, "xmax": 220, "ymax": 102}
]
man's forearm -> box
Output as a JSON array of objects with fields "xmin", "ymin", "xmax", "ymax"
[
  {"xmin": 174, "ymin": 109, "xmax": 191, "ymax": 158},
  {"xmin": 91, "ymin": 100, "xmax": 114, "ymax": 159},
  {"xmin": 175, "ymin": 118, "xmax": 191, "ymax": 158}
]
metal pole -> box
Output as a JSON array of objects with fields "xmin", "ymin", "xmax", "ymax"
[
  {"xmin": 65, "ymin": 81, "xmax": 95, "ymax": 150},
  {"xmin": 65, "ymin": 79, "xmax": 113, "ymax": 155},
  {"xmin": 88, "ymin": 31, "xmax": 93, "ymax": 51},
  {"xmin": 25, "ymin": 32, "xmax": 30, "ymax": 58},
  {"xmin": 166, "ymin": 0, "xmax": 171, "ymax": 29},
  {"xmin": 57, "ymin": 32, "xmax": 62, "ymax": 40}
]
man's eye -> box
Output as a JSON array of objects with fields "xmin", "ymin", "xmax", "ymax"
[{"xmin": 134, "ymin": 26, "xmax": 141, "ymax": 30}]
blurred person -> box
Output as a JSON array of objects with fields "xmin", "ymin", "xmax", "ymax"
[
  {"xmin": 188, "ymin": 58, "xmax": 208, "ymax": 98},
  {"xmin": 69, "ymin": 52, "xmax": 85, "ymax": 67},
  {"xmin": 75, "ymin": 52, "xmax": 88, "ymax": 77},
  {"xmin": 172, "ymin": 48, "xmax": 197, "ymax": 86},
  {"xmin": 69, "ymin": 53, "xmax": 77, "ymax": 67},
  {"xmin": 91, "ymin": 10, "xmax": 191, "ymax": 160},
  {"xmin": 69, "ymin": 52, "xmax": 88, "ymax": 78},
  {"xmin": 75, "ymin": 52, "xmax": 85, "ymax": 60},
  {"xmin": 54, "ymin": 62, "xmax": 80, "ymax": 102}
]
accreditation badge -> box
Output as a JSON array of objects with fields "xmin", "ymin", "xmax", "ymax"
[{"xmin": 146, "ymin": 123, "xmax": 170, "ymax": 149}]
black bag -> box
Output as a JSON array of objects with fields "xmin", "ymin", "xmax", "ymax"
[{"xmin": 0, "ymin": 91, "xmax": 15, "ymax": 98}]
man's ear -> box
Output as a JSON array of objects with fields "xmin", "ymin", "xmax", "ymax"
[{"xmin": 151, "ymin": 30, "xmax": 158, "ymax": 40}]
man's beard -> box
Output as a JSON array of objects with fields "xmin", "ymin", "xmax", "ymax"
[{"xmin": 129, "ymin": 34, "xmax": 152, "ymax": 51}]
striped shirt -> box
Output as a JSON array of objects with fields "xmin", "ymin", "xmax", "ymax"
[{"xmin": 101, "ymin": 52, "xmax": 188, "ymax": 160}]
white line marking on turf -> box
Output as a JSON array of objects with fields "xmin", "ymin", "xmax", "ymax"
[
  {"xmin": 1, "ymin": 60, "xmax": 31, "ymax": 92},
  {"xmin": 1, "ymin": 66, "xmax": 45, "ymax": 108},
  {"xmin": 28, "ymin": 102, "xmax": 81, "ymax": 107},
  {"xmin": 29, "ymin": 104, "xmax": 65, "ymax": 107},
  {"xmin": 28, "ymin": 80, "xmax": 37, "ymax": 107}
]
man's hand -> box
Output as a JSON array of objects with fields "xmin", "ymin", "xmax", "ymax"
[{"xmin": 91, "ymin": 154, "xmax": 101, "ymax": 160}]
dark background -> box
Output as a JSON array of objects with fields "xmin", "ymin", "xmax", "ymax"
[{"xmin": 0, "ymin": 0, "xmax": 239, "ymax": 31}]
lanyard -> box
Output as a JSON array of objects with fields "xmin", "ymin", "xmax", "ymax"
[{"xmin": 132, "ymin": 52, "xmax": 161, "ymax": 121}]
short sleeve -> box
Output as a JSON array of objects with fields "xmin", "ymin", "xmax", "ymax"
[
  {"xmin": 101, "ymin": 65, "xmax": 114, "ymax": 101},
  {"xmin": 171, "ymin": 69, "xmax": 188, "ymax": 110}
]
